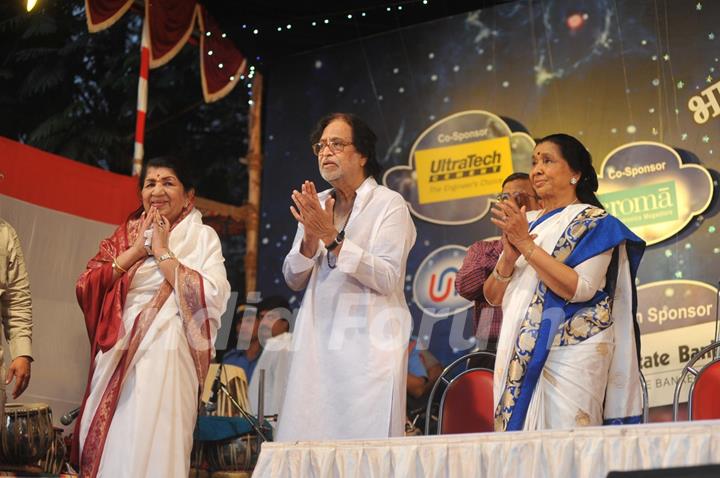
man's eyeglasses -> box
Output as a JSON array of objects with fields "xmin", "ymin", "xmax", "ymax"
[
  {"xmin": 495, "ymin": 192, "xmax": 538, "ymax": 202},
  {"xmin": 312, "ymin": 139, "xmax": 353, "ymax": 156}
]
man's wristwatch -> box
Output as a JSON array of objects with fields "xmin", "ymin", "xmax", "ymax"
[
  {"xmin": 157, "ymin": 250, "xmax": 176, "ymax": 263},
  {"xmin": 325, "ymin": 230, "xmax": 345, "ymax": 252}
]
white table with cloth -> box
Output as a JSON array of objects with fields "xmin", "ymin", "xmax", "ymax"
[{"xmin": 252, "ymin": 419, "xmax": 720, "ymax": 477}]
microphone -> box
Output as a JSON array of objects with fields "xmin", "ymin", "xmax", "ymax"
[
  {"xmin": 206, "ymin": 365, "xmax": 223, "ymax": 412},
  {"xmin": 60, "ymin": 406, "xmax": 81, "ymax": 426}
]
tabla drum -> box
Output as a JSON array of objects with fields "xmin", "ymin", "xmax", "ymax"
[
  {"xmin": 0, "ymin": 403, "xmax": 54, "ymax": 465},
  {"xmin": 205, "ymin": 433, "xmax": 259, "ymax": 471},
  {"xmin": 38, "ymin": 427, "xmax": 67, "ymax": 474}
]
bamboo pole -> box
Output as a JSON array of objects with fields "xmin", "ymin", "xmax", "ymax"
[{"xmin": 245, "ymin": 73, "xmax": 263, "ymax": 296}]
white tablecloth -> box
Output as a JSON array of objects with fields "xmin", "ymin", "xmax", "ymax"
[{"xmin": 253, "ymin": 420, "xmax": 720, "ymax": 477}]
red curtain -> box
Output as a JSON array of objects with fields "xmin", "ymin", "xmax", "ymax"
[
  {"xmin": 85, "ymin": 0, "xmax": 134, "ymax": 32},
  {"xmin": 147, "ymin": 0, "xmax": 198, "ymax": 68},
  {"xmin": 198, "ymin": 6, "xmax": 246, "ymax": 103},
  {"xmin": 84, "ymin": 0, "xmax": 245, "ymax": 102}
]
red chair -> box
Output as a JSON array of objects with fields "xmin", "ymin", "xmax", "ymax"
[
  {"xmin": 672, "ymin": 341, "xmax": 720, "ymax": 420},
  {"xmin": 425, "ymin": 351, "xmax": 496, "ymax": 435}
]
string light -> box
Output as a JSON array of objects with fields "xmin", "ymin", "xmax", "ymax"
[
  {"xmin": 240, "ymin": 2, "xmax": 439, "ymax": 38},
  {"xmin": 202, "ymin": 0, "xmax": 440, "ymax": 105},
  {"xmin": 26, "ymin": 0, "xmax": 38, "ymax": 12}
]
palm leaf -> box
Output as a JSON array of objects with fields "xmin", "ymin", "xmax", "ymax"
[
  {"xmin": 22, "ymin": 15, "xmax": 58, "ymax": 38},
  {"xmin": 0, "ymin": 16, "xmax": 25, "ymax": 34},
  {"xmin": 13, "ymin": 47, "xmax": 58, "ymax": 62},
  {"xmin": 19, "ymin": 64, "xmax": 65, "ymax": 97}
]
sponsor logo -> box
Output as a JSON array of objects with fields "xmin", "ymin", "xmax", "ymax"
[
  {"xmin": 598, "ymin": 180, "xmax": 679, "ymax": 227},
  {"xmin": 413, "ymin": 245, "xmax": 472, "ymax": 317},
  {"xmin": 383, "ymin": 110, "xmax": 535, "ymax": 225},
  {"xmin": 597, "ymin": 142, "xmax": 713, "ymax": 245},
  {"xmin": 415, "ymin": 136, "xmax": 512, "ymax": 204}
]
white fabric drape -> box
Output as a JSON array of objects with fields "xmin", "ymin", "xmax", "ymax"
[
  {"xmin": 248, "ymin": 331, "xmax": 293, "ymax": 433},
  {"xmin": 78, "ymin": 209, "xmax": 230, "ymax": 477},
  {"xmin": 0, "ymin": 195, "xmax": 111, "ymax": 428},
  {"xmin": 253, "ymin": 420, "xmax": 720, "ymax": 478}
]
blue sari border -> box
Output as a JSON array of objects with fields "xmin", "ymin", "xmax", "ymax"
[
  {"xmin": 505, "ymin": 208, "xmax": 646, "ymax": 431},
  {"xmin": 603, "ymin": 415, "xmax": 643, "ymax": 425}
]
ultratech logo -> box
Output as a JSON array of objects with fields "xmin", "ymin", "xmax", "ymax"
[
  {"xmin": 428, "ymin": 151, "xmax": 502, "ymax": 183},
  {"xmin": 415, "ymin": 136, "xmax": 513, "ymax": 204}
]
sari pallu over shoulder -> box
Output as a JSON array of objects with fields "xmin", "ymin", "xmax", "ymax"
[
  {"xmin": 71, "ymin": 216, "xmax": 144, "ymax": 466},
  {"xmin": 72, "ymin": 207, "xmax": 214, "ymax": 476},
  {"xmin": 495, "ymin": 206, "xmax": 645, "ymax": 432}
]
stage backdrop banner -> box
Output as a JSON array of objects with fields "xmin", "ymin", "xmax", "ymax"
[{"xmin": 257, "ymin": 0, "xmax": 720, "ymax": 412}]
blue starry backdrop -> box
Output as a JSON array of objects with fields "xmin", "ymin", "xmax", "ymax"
[{"xmin": 256, "ymin": 0, "xmax": 720, "ymax": 380}]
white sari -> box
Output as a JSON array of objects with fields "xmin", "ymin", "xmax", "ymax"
[
  {"xmin": 494, "ymin": 204, "xmax": 645, "ymax": 431},
  {"xmin": 79, "ymin": 209, "xmax": 230, "ymax": 477}
]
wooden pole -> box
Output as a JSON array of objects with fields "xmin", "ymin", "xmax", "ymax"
[{"xmin": 245, "ymin": 73, "xmax": 263, "ymax": 296}]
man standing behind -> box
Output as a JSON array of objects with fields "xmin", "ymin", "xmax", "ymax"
[
  {"xmin": 0, "ymin": 218, "xmax": 33, "ymax": 413},
  {"xmin": 279, "ymin": 113, "xmax": 416, "ymax": 441},
  {"xmin": 455, "ymin": 174, "xmax": 540, "ymax": 354}
]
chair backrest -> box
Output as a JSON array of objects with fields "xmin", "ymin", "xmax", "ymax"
[
  {"xmin": 690, "ymin": 358, "xmax": 720, "ymax": 420},
  {"xmin": 425, "ymin": 350, "xmax": 496, "ymax": 435},
  {"xmin": 439, "ymin": 368, "xmax": 495, "ymax": 434},
  {"xmin": 672, "ymin": 341, "xmax": 720, "ymax": 421},
  {"xmin": 639, "ymin": 371, "xmax": 649, "ymax": 423}
]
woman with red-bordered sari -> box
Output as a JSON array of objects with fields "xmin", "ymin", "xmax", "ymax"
[{"xmin": 73, "ymin": 157, "xmax": 230, "ymax": 477}]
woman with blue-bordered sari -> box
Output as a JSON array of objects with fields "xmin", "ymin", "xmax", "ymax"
[{"xmin": 484, "ymin": 134, "xmax": 645, "ymax": 431}]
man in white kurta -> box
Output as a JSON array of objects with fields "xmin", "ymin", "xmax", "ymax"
[{"xmin": 277, "ymin": 113, "xmax": 416, "ymax": 441}]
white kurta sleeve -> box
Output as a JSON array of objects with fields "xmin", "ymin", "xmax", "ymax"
[
  {"xmin": 335, "ymin": 199, "xmax": 415, "ymax": 296},
  {"xmin": 283, "ymin": 223, "xmax": 321, "ymax": 291},
  {"xmin": 570, "ymin": 248, "xmax": 613, "ymax": 303}
]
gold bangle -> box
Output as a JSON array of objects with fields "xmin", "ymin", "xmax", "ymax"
[
  {"xmin": 492, "ymin": 267, "xmax": 513, "ymax": 282},
  {"xmin": 112, "ymin": 258, "xmax": 127, "ymax": 274},
  {"xmin": 524, "ymin": 243, "xmax": 537, "ymax": 261}
]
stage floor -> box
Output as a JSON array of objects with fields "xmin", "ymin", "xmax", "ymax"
[{"xmin": 253, "ymin": 419, "xmax": 720, "ymax": 477}]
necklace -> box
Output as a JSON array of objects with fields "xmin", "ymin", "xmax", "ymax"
[{"xmin": 327, "ymin": 192, "xmax": 355, "ymax": 269}]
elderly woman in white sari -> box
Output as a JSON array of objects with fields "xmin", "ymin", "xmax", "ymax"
[
  {"xmin": 484, "ymin": 134, "xmax": 645, "ymax": 432},
  {"xmin": 73, "ymin": 156, "xmax": 230, "ymax": 477}
]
